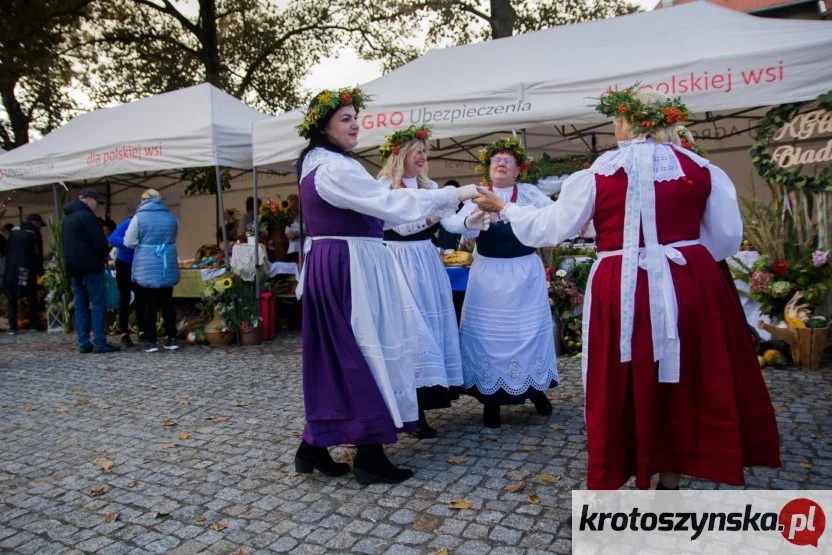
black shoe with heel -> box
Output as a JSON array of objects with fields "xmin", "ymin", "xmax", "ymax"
[
  {"xmin": 483, "ymin": 404, "xmax": 501, "ymax": 428},
  {"xmin": 353, "ymin": 444, "xmax": 413, "ymax": 485},
  {"xmin": 294, "ymin": 440, "xmax": 350, "ymax": 477},
  {"xmin": 531, "ymin": 392, "xmax": 552, "ymax": 416},
  {"xmin": 411, "ymin": 408, "xmax": 437, "ymax": 439}
]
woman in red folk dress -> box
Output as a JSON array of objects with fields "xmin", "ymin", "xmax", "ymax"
[{"xmin": 475, "ymin": 87, "xmax": 781, "ymax": 490}]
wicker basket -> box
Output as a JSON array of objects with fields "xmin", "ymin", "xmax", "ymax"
[{"xmin": 206, "ymin": 330, "xmax": 234, "ymax": 346}]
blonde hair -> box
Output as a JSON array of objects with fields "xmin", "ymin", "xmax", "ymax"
[
  {"xmin": 616, "ymin": 88, "xmax": 682, "ymax": 145},
  {"xmin": 141, "ymin": 189, "xmax": 161, "ymax": 201},
  {"xmin": 377, "ymin": 140, "xmax": 434, "ymax": 189}
]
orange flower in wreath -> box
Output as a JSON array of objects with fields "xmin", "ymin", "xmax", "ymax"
[
  {"xmin": 617, "ymin": 103, "xmax": 629, "ymax": 114},
  {"xmin": 414, "ymin": 129, "xmax": 430, "ymax": 141},
  {"xmin": 661, "ymin": 106, "xmax": 684, "ymax": 124},
  {"xmin": 340, "ymin": 92, "xmax": 353, "ymax": 105}
]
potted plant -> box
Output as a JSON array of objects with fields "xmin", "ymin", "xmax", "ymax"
[
  {"xmin": 228, "ymin": 279, "xmax": 261, "ymax": 346},
  {"xmin": 258, "ymin": 197, "xmax": 296, "ymax": 262},
  {"xmin": 201, "ymin": 276, "xmax": 236, "ymax": 346},
  {"xmin": 546, "ymin": 266, "xmax": 586, "ymax": 357},
  {"xmin": 44, "ymin": 219, "xmax": 73, "ymax": 333}
]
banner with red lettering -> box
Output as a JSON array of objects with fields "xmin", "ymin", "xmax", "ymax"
[{"xmin": 254, "ymin": 2, "xmax": 832, "ymax": 167}]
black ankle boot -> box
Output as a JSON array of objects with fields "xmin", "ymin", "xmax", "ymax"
[
  {"xmin": 656, "ymin": 482, "xmax": 680, "ymax": 490},
  {"xmin": 483, "ymin": 404, "xmax": 501, "ymax": 428},
  {"xmin": 353, "ymin": 444, "xmax": 414, "ymax": 485},
  {"xmin": 411, "ymin": 409, "xmax": 437, "ymax": 439},
  {"xmin": 294, "ymin": 440, "xmax": 350, "ymax": 477},
  {"xmin": 531, "ymin": 392, "xmax": 552, "ymax": 416}
]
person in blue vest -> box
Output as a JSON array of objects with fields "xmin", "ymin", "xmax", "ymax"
[
  {"xmin": 108, "ymin": 209, "xmax": 146, "ymax": 347},
  {"xmin": 124, "ymin": 189, "xmax": 180, "ymax": 353}
]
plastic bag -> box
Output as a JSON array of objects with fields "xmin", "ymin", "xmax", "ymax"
[{"xmin": 104, "ymin": 269, "xmax": 120, "ymax": 311}]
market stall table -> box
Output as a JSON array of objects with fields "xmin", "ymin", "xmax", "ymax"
[{"xmin": 173, "ymin": 268, "xmax": 226, "ymax": 298}]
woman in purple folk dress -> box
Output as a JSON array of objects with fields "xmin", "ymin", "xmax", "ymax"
[{"xmin": 292, "ymin": 87, "xmax": 483, "ymax": 485}]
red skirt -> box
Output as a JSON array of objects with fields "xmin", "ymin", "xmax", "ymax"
[{"xmin": 585, "ymin": 244, "xmax": 781, "ymax": 489}]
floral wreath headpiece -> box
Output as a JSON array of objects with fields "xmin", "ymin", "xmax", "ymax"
[
  {"xmin": 379, "ymin": 125, "xmax": 432, "ymax": 162},
  {"xmin": 675, "ymin": 126, "xmax": 709, "ymax": 158},
  {"xmin": 296, "ymin": 87, "xmax": 373, "ymax": 139},
  {"xmin": 594, "ymin": 86, "xmax": 690, "ymax": 134},
  {"xmin": 475, "ymin": 136, "xmax": 533, "ymax": 185}
]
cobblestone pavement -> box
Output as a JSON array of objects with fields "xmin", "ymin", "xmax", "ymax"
[{"xmin": 0, "ymin": 330, "xmax": 830, "ymax": 555}]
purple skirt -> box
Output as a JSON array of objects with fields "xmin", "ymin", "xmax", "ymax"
[{"xmin": 301, "ymin": 239, "xmax": 416, "ymax": 447}]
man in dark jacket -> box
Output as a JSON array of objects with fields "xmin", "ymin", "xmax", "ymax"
[
  {"xmin": 62, "ymin": 189, "xmax": 119, "ymax": 353},
  {"xmin": 3, "ymin": 214, "xmax": 45, "ymax": 334}
]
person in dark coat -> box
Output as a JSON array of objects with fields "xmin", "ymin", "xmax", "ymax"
[
  {"xmin": 62, "ymin": 189, "xmax": 120, "ymax": 353},
  {"xmin": 3, "ymin": 214, "xmax": 45, "ymax": 334}
]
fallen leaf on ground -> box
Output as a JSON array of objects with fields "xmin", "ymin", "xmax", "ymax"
[
  {"xmin": 205, "ymin": 416, "xmax": 215, "ymax": 420},
  {"xmin": 25, "ymin": 406, "xmax": 36, "ymax": 412},
  {"xmin": 486, "ymin": 435, "xmax": 499, "ymax": 441},
  {"xmin": 216, "ymin": 416, "xmax": 231, "ymax": 422},
  {"xmin": 179, "ymin": 433, "xmax": 191, "ymax": 440},
  {"xmin": 506, "ymin": 481, "xmax": 526, "ymax": 493},
  {"xmin": 286, "ymin": 471, "xmax": 300, "ymax": 477},
  {"xmin": 448, "ymin": 499, "xmax": 472, "ymax": 510},
  {"xmin": 154, "ymin": 510, "xmax": 170, "ymax": 518},
  {"xmin": 212, "ymin": 521, "xmax": 228, "ymax": 531},
  {"xmin": 56, "ymin": 407, "xmax": 70, "ymax": 413},
  {"xmin": 72, "ymin": 389, "xmax": 81, "ymax": 394},
  {"xmin": 447, "ymin": 455, "xmax": 468, "ymax": 464},
  {"xmin": 126, "ymin": 481, "xmax": 137, "ymax": 488},
  {"xmin": 232, "ymin": 549, "xmax": 248, "ymax": 555},
  {"xmin": 412, "ymin": 514, "xmax": 441, "ymax": 532},
  {"xmin": 550, "ymin": 424, "xmax": 565, "ymax": 431},
  {"xmin": 149, "ymin": 384, "xmax": 158, "ymax": 390},
  {"xmin": 799, "ymin": 462, "xmax": 814, "ymax": 469},
  {"xmin": 527, "ymin": 493, "xmax": 541, "ymax": 505},
  {"xmin": 520, "ymin": 445, "xmax": 537, "ymax": 452},
  {"xmin": 97, "ymin": 460, "xmax": 114, "ymax": 471},
  {"xmin": 88, "ymin": 485, "xmax": 108, "ymax": 497},
  {"xmin": 291, "ymin": 430, "xmax": 303, "ymax": 437},
  {"xmin": 540, "ymin": 474, "xmax": 561, "ymax": 484},
  {"xmin": 104, "ymin": 367, "xmax": 116, "ymax": 372},
  {"xmin": 234, "ymin": 399, "xmax": 246, "ymax": 407},
  {"xmin": 162, "ymin": 419, "xmax": 177, "ymax": 427},
  {"xmin": 100, "ymin": 404, "xmax": 113, "ymax": 409},
  {"xmin": 104, "ymin": 512, "xmax": 119, "ymax": 523},
  {"xmin": 434, "ymin": 550, "xmax": 450, "ymax": 555},
  {"xmin": 179, "ymin": 400, "xmax": 190, "ymax": 406},
  {"xmin": 812, "ymin": 434, "xmax": 823, "ymax": 439},
  {"xmin": 161, "ymin": 443, "xmax": 177, "ymax": 449},
  {"xmin": 195, "ymin": 515, "xmax": 206, "ymax": 523}
]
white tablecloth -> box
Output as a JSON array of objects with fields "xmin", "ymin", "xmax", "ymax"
[
  {"xmin": 728, "ymin": 250, "xmax": 771, "ymax": 340},
  {"xmin": 231, "ymin": 244, "xmax": 269, "ymax": 281},
  {"xmin": 269, "ymin": 262, "xmax": 299, "ymax": 281}
]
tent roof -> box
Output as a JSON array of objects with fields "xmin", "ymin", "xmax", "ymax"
[
  {"xmin": 253, "ymin": 1, "xmax": 832, "ymax": 166},
  {"xmin": 0, "ymin": 83, "xmax": 272, "ymax": 191}
]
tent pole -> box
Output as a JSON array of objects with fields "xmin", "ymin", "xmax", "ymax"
[
  {"xmin": 215, "ymin": 166, "xmax": 230, "ymax": 269},
  {"xmin": 252, "ymin": 167, "xmax": 261, "ymax": 322},
  {"xmin": 52, "ymin": 184, "xmax": 60, "ymax": 221}
]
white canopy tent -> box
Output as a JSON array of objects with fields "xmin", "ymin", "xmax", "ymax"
[
  {"xmin": 0, "ymin": 83, "xmax": 272, "ymax": 191},
  {"xmin": 253, "ymin": 2, "xmax": 832, "ymax": 169},
  {"xmin": 0, "ymin": 83, "xmax": 276, "ymax": 267}
]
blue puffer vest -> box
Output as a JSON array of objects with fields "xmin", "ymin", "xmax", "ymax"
[{"xmin": 131, "ymin": 198, "xmax": 180, "ymax": 288}]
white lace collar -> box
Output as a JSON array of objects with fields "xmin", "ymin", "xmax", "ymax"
[
  {"xmin": 300, "ymin": 147, "xmax": 355, "ymax": 180},
  {"xmin": 591, "ymin": 140, "xmax": 709, "ymax": 183}
]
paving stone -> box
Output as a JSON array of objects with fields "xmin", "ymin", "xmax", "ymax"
[{"xmin": 0, "ymin": 332, "xmax": 826, "ymax": 555}]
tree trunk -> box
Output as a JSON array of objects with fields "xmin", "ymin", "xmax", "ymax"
[
  {"xmin": 199, "ymin": 0, "xmax": 222, "ymax": 87},
  {"xmin": 0, "ymin": 77, "xmax": 31, "ymax": 149},
  {"xmin": 489, "ymin": 0, "xmax": 516, "ymax": 39}
]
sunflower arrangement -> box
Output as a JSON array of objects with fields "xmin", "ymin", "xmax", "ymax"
[
  {"xmin": 475, "ymin": 136, "xmax": 534, "ymax": 185},
  {"xmin": 379, "ymin": 125, "xmax": 431, "ymax": 162},
  {"xmin": 296, "ymin": 87, "xmax": 373, "ymax": 139},
  {"xmin": 258, "ymin": 196, "xmax": 295, "ymax": 232},
  {"xmin": 201, "ymin": 275, "xmax": 261, "ymax": 332},
  {"xmin": 595, "ymin": 86, "xmax": 690, "ymax": 134}
]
